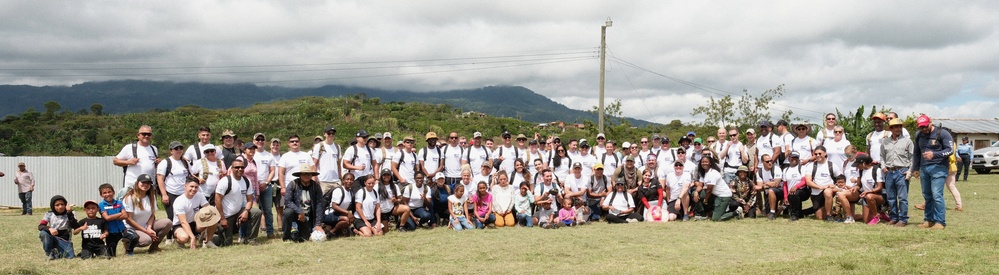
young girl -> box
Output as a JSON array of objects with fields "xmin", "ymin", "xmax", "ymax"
[
  {"xmin": 856, "ymin": 157, "xmax": 886, "ymax": 225},
  {"xmin": 448, "ymin": 185, "xmax": 474, "ymax": 231},
  {"xmin": 513, "ymin": 182, "xmax": 535, "ymax": 227},
  {"xmin": 573, "ymin": 199, "xmax": 589, "ymax": 225},
  {"xmin": 353, "ymin": 175, "xmax": 383, "ymax": 237},
  {"xmin": 469, "ymin": 182, "xmax": 495, "ymax": 229},
  {"xmin": 557, "ymin": 198, "xmax": 576, "ymax": 227}
]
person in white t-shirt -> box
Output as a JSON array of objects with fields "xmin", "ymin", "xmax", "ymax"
[
  {"xmin": 157, "ymin": 141, "xmax": 192, "ymax": 223},
  {"xmin": 113, "ymin": 125, "xmax": 160, "ymax": 193},
  {"xmin": 757, "ymin": 153, "xmax": 785, "ymax": 220},
  {"xmin": 312, "ymin": 126, "xmax": 342, "ymax": 195},
  {"xmin": 250, "ymin": 133, "xmax": 277, "ymax": 238},
  {"xmin": 494, "ymin": 131, "xmax": 521, "ymax": 173},
  {"xmin": 755, "ymin": 121, "xmax": 783, "ymax": 173},
  {"xmin": 835, "ymin": 155, "xmax": 863, "ymax": 224},
  {"xmin": 866, "ymin": 113, "xmax": 889, "ymax": 165},
  {"xmin": 189, "ymin": 144, "xmax": 227, "ymax": 202},
  {"xmin": 577, "ymin": 141, "xmax": 596, "ymax": 180},
  {"xmin": 353, "ymin": 175, "xmax": 383, "ymax": 237},
  {"xmin": 816, "ymin": 113, "xmax": 841, "ymax": 147},
  {"xmin": 401, "ymin": 171, "xmax": 434, "ymax": 229},
  {"xmin": 563, "ymin": 163, "xmax": 590, "ymax": 202},
  {"xmin": 172, "ymin": 180, "xmax": 217, "ymax": 250},
  {"xmin": 663, "ymin": 161, "xmax": 691, "ymax": 221},
  {"xmin": 854, "ymin": 155, "xmax": 885, "ymax": 225},
  {"xmin": 392, "ymin": 136, "xmax": 419, "ymax": 185},
  {"xmin": 343, "ymin": 130, "xmax": 377, "ymax": 188},
  {"xmin": 183, "ymin": 126, "xmax": 214, "ymax": 166},
  {"xmin": 418, "ymin": 132, "xmax": 444, "ymax": 181},
  {"xmin": 462, "ymin": 132, "xmax": 492, "ymax": 173},
  {"xmin": 775, "ymin": 120, "xmax": 795, "ymax": 168},
  {"xmin": 441, "ymin": 132, "xmax": 465, "ymax": 187},
  {"xmin": 323, "ymin": 173, "xmax": 356, "ymax": 237},
  {"xmin": 790, "ymin": 123, "xmax": 817, "ymax": 166},
  {"xmin": 121, "ymin": 174, "xmax": 171, "ymax": 254},
  {"xmin": 694, "ymin": 156, "xmax": 736, "ymax": 221},
  {"xmin": 803, "ymin": 146, "xmax": 839, "ymax": 222},
  {"xmin": 601, "ymin": 182, "xmax": 640, "ymax": 223},
  {"xmin": 824, "ymin": 126, "xmax": 852, "ymax": 176},
  {"xmin": 720, "ymin": 128, "xmax": 749, "ymax": 184},
  {"xmin": 278, "ymin": 135, "xmax": 313, "ymax": 195},
  {"xmin": 213, "ymin": 159, "xmax": 261, "ymax": 246}
]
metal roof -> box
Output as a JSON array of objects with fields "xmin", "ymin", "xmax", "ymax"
[{"xmin": 935, "ymin": 118, "xmax": 999, "ymax": 134}]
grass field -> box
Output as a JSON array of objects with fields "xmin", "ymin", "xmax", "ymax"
[{"xmin": 4, "ymin": 174, "xmax": 999, "ymax": 274}]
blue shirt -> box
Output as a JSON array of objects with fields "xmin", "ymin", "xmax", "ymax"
[
  {"xmin": 957, "ymin": 143, "xmax": 974, "ymax": 160},
  {"xmin": 99, "ymin": 199, "xmax": 126, "ymax": 233},
  {"xmin": 912, "ymin": 127, "xmax": 954, "ymax": 168}
]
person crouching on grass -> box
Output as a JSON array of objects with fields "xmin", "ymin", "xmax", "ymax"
[
  {"xmin": 557, "ymin": 198, "xmax": 576, "ymax": 227},
  {"xmin": 39, "ymin": 195, "xmax": 79, "ymax": 259},
  {"xmin": 283, "ymin": 164, "xmax": 325, "ymax": 242},
  {"xmin": 448, "ymin": 184, "xmax": 474, "ymax": 231},
  {"xmin": 854, "ymin": 155, "xmax": 886, "ymax": 225},
  {"xmin": 353, "ymin": 175, "xmax": 385, "ymax": 237},
  {"xmin": 602, "ymin": 181, "xmax": 641, "ymax": 223},
  {"xmin": 469, "ymin": 181, "xmax": 495, "ymax": 229},
  {"xmin": 173, "ymin": 180, "xmax": 218, "ymax": 250},
  {"xmin": 76, "ymin": 200, "xmax": 109, "ymax": 259}
]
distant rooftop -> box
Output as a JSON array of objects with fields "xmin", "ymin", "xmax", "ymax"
[{"xmin": 935, "ymin": 118, "xmax": 999, "ymax": 134}]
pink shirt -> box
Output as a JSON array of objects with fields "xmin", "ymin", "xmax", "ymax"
[
  {"xmin": 470, "ymin": 193, "xmax": 493, "ymax": 217},
  {"xmin": 558, "ymin": 208, "xmax": 575, "ymax": 221},
  {"xmin": 15, "ymin": 170, "xmax": 34, "ymax": 193}
]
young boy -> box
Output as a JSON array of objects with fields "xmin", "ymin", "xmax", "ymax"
[
  {"xmin": 38, "ymin": 195, "xmax": 79, "ymax": 259},
  {"xmin": 557, "ymin": 198, "xmax": 576, "ymax": 227},
  {"xmin": 513, "ymin": 182, "xmax": 535, "ymax": 227},
  {"xmin": 75, "ymin": 200, "xmax": 108, "ymax": 259},
  {"xmin": 98, "ymin": 184, "xmax": 133, "ymax": 257},
  {"xmin": 573, "ymin": 199, "xmax": 589, "ymax": 225},
  {"xmin": 535, "ymin": 201, "xmax": 557, "ymax": 229}
]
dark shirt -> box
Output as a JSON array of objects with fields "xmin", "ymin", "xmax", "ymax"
[
  {"xmin": 912, "ymin": 127, "xmax": 954, "ymax": 168},
  {"xmin": 79, "ymin": 217, "xmax": 108, "ymax": 252}
]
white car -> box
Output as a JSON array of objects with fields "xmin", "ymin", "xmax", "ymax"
[{"xmin": 972, "ymin": 141, "xmax": 999, "ymax": 174}]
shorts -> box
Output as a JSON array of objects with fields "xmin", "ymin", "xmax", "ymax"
[
  {"xmin": 172, "ymin": 221, "xmax": 198, "ymax": 233},
  {"xmin": 353, "ymin": 218, "xmax": 376, "ymax": 230},
  {"xmin": 666, "ymin": 200, "xmax": 682, "ymax": 216},
  {"xmin": 767, "ymin": 187, "xmax": 784, "ymax": 199},
  {"xmin": 272, "ymin": 181, "xmax": 285, "ymax": 208},
  {"xmin": 380, "ymin": 212, "xmax": 392, "ymax": 223},
  {"xmin": 810, "ymin": 194, "xmax": 826, "ymax": 209},
  {"xmin": 562, "ymin": 219, "xmax": 573, "ymax": 226}
]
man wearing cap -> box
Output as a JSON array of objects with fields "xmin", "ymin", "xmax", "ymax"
[
  {"xmin": 866, "ymin": 113, "xmax": 890, "ymax": 168},
  {"xmin": 283, "ymin": 164, "xmax": 325, "ymax": 242},
  {"xmin": 251, "ymin": 133, "xmax": 278, "ymax": 238},
  {"xmin": 463, "ymin": 132, "xmax": 492, "ymax": 171},
  {"xmin": 392, "ymin": 136, "xmax": 419, "ymax": 185},
  {"xmin": 881, "ymin": 118, "xmax": 914, "ymax": 227},
  {"xmin": 113, "ymin": 125, "xmax": 160, "ymax": 193},
  {"xmin": 312, "ymin": 126, "xmax": 342, "ymax": 195},
  {"xmin": 594, "ymin": 134, "xmax": 608, "ymax": 156},
  {"xmin": 190, "ymin": 144, "xmax": 227, "ymax": 203},
  {"xmin": 776, "ymin": 120, "xmax": 794, "ymax": 169},
  {"xmin": 782, "ymin": 151, "xmax": 808, "ymax": 220},
  {"xmin": 157, "ymin": 141, "xmax": 193, "ymax": 223},
  {"xmin": 278, "ymin": 134, "xmax": 314, "ymax": 198},
  {"xmin": 615, "ymin": 156, "xmax": 640, "ymax": 192},
  {"xmin": 343, "ymin": 130, "xmax": 377, "ymax": 190},
  {"xmin": 654, "ymin": 137, "xmax": 677, "ymax": 169},
  {"xmin": 215, "ymin": 158, "xmax": 262, "ymax": 246},
  {"xmin": 911, "ymin": 115, "xmax": 952, "ymax": 229},
  {"xmin": 689, "ymin": 138, "xmax": 705, "ymax": 164},
  {"xmin": 14, "ymin": 162, "xmax": 34, "ymax": 215},
  {"xmin": 577, "ymin": 141, "xmax": 596, "ymax": 179},
  {"xmin": 219, "ymin": 129, "xmax": 240, "ymax": 168},
  {"xmin": 564, "ymin": 162, "xmax": 590, "ymax": 202},
  {"xmin": 586, "ymin": 163, "xmax": 609, "ymax": 221},
  {"xmin": 376, "ymin": 132, "xmax": 397, "ymax": 172},
  {"xmin": 473, "ymin": 162, "xmax": 495, "ymax": 187},
  {"xmin": 755, "ymin": 120, "xmax": 783, "ymax": 178},
  {"xmin": 495, "ymin": 131, "xmax": 521, "ymax": 173},
  {"xmin": 418, "ymin": 132, "xmax": 444, "ymax": 181},
  {"xmin": 183, "ymin": 126, "xmax": 214, "ymax": 166},
  {"xmin": 441, "ymin": 132, "xmax": 464, "ymax": 188},
  {"xmin": 651, "ymin": 134, "xmax": 662, "ymax": 149}
]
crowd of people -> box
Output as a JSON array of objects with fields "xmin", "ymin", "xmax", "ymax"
[{"xmin": 35, "ymin": 112, "xmax": 965, "ymax": 258}]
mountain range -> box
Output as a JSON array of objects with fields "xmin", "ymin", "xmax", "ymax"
[{"xmin": 0, "ymin": 80, "xmax": 654, "ymax": 126}]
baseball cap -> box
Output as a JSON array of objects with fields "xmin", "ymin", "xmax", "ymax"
[
  {"xmin": 871, "ymin": 113, "xmax": 886, "ymax": 121},
  {"xmin": 516, "ymin": 134, "xmax": 527, "ymax": 140},
  {"xmin": 651, "ymin": 134, "xmax": 660, "ymax": 140},
  {"xmin": 502, "ymin": 131, "xmax": 511, "ymax": 138},
  {"xmin": 917, "ymin": 115, "xmax": 931, "ymax": 127},
  {"xmin": 356, "ymin": 129, "xmax": 369, "ymax": 138},
  {"xmin": 221, "ymin": 129, "xmax": 236, "ymax": 139},
  {"xmin": 572, "ymin": 162, "xmax": 582, "ymax": 169},
  {"xmin": 852, "ymin": 153, "xmax": 873, "ymax": 167},
  {"xmin": 686, "ymin": 131, "xmax": 696, "ymax": 137},
  {"xmin": 579, "ymin": 141, "xmax": 590, "ymax": 148},
  {"xmin": 271, "ymin": 138, "xmax": 281, "ymax": 143},
  {"xmin": 136, "ymin": 174, "xmax": 154, "ymax": 183},
  {"xmin": 776, "ymin": 120, "xmax": 789, "ymax": 127},
  {"xmin": 745, "ymin": 129, "xmax": 756, "ymax": 135},
  {"xmin": 759, "ymin": 120, "xmax": 773, "ymax": 128},
  {"xmin": 242, "ymin": 142, "xmax": 257, "ymax": 150},
  {"xmin": 380, "ymin": 168, "xmax": 392, "ymax": 176},
  {"xmin": 625, "ymin": 155, "xmax": 635, "ymax": 162},
  {"xmin": 597, "ymin": 133, "xmax": 606, "ymax": 139},
  {"xmin": 789, "ymin": 151, "xmax": 800, "ymax": 158},
  {"xmin": 425, "ymin": 132, "xmax": 438, "ymax": 140},
  {"xmin": 253, "ymin": 133, "xmax": 265, "ymax": 140},
  {"xmin": 529, "ymin": 140, "xmax": 538, "ymax": 145},
  {"xmin": 324, "ymin": 126, "xmax": 336, "ymax": 133},
  {"xmin": 593, "ymin": 163, "xmax": 604, "ymax": 170},
  {"xmin": 473, "ymin": 132, "xmax": 482, "ymax": 138},
  {"xmin": 201, "ymin": 144, "xmax": 217, "ymax": 152},
  {"xmin": 168, "ymin": 141, "xmax": 184, "ymax": 149},
  {"xmin": 382, "ymin": 132, "xmax": 392, "ymax": 139},
  {"xmin": 434, "ymin": 173, "xmax": 445, "ymax": 181},
  {"xmin": 662, "ymin": 136, "xmax": 671, "ymax": 144},
  {"xmin": 622, "ymin": 142, "xmax": 631, "ymax": 148},
  {"xmin": 83, "ymin": 200, "xmax": 99, "ymax": 208},
  {"xmin": 693, "ymin": 138, "xmax": 703, "ymax": 144}
]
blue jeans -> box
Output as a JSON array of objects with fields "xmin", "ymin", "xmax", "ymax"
[
  {"xmin": 19, "ymin": 191, "xmax": 32, "ymax": 215},
  {"xmin": 408, "ymin": 206, "xmax": 434, "ymax": 229},
  {"xmin": 39, "ymin": 231, "xmax": 75, "ymax": 259},
  {"xmin": 257, "ymin": 184, "xmax": 275, "ymax": 236},
  {"xmin": 473, "ymin": 213, "xmax": 496, "ymax": 229},
  {"xmin": 884, "ymin": 169, "xmax": 910, "ymax": 223},
  {"xmin": 516, "ymin": 213, "xmax": 534, "ymax": 227},
  {"xmin": 920, "ymin": 164, "xmax": 948, "ymax": 226},
  {"xmin": 587, "ymin": 200, "xmax": 604, "ymax": 221},
  {"xmin": 723, "ymin": 171, "xmax": 737, "ymax": 186},
  {"xmin": 451, "ymin": 216, "xmax": 474, "ymax": 231}
]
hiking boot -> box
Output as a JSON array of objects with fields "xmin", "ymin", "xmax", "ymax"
[
  {"xmin": 915, "ymin": 203, "xmax": 925, "ymax": 210},
  {"xmin": 917, "ymin": 222, "xmax": 934, "ymax": 229},
  {"xmin": 930, "ymin": 223, "xmax": 945, "ymax": 230},
  {"xmin": 767, "ymin": 212, "xmax": 775, "ymax": 220},
  {"xmin": 735, "ymin": 207, "xmax": 744, "ymax": 220}
]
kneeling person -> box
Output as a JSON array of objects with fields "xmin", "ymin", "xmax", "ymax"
[{"xmin": 215, "ymin": 159, "xmax": 262, "ymax": 245}]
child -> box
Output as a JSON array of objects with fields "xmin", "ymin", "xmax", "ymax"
[
  {"xmin": 75, "ymin": 200, "xmax": 108, "ymax": 259},
  {"xmin": 469, "ymin": 182, "xmax": 494, "ymax": 229},
  {"xmin": 38, "ymin": 195, "xmax": 79, "ymax": 259},
  {"xmin": 832, "ymin": 175, "xmax": 860, "ymax": 222},
  {"xmin": 448, "ymin": 185, "xmax": 474, "ymax": 231},
  {"xmin": 513, "ymin": 182, "xmax": 535, "ymax": 227},
  {"xmin": 535, "ymin": 201, "xmax": 557, "ymax": 229},
  {"xmin": 557, "ymin": 198, "xmax": 576, "ymax": 227},
  {"xmin": 574, "ymin": 198, "xmax": 589, "ymax": 225},
  {"xmin": 98, "ymin": 183, "xmax": 133, "ymax": 257}
]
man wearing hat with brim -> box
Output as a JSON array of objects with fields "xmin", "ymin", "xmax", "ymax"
[
  {"xmin": 881, "ymin": 117, "xmax": 914, "ymax": 227},
  {"xmin": 283, "ymin": 164, "xmax": 325, "ymax": 242},
  {"xmin": 911, "ymin": 114, "xmax": 952, "ymax": 229},
  {"xmin": 376, "ymin": 132, "xmax": 397, "ymax": 172},
  {"xmin": 343, "ymin": 130, "xmax": 377, "ymax": 192},
  {"xmin": 418, "ymin": 132, "xmax": 445, "ymax": 181},
  {"xmin": 219, "ymin": 129, "xmax": 240, "ymax": 168},
  {"xmin": 313, "ymin": 126, "xmax": 343, "ymax": 195},
  {"xmin": 463, "ymin": 132, "xmax": 492, "ymax": 171}
]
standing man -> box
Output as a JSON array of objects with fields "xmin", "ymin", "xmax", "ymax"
[
  {"xmin": 219, "ymin": 129, "xmax": 240, "ymax": 168},
  {"xmin": 418, "ymin": 132, "xmax": 444, "ymax": 181},
  {"xmin": 462, "ymin": 132, "xmax": 491, "ymax": 171},
  {"xmin": 593, "ymin": 133, "xmax": 608, "ymax": 157},
  {"xmin": 654, "ymin": 137, "xmax": 676, "ymax": 168},
  {"xmin": 955, "ymin": 137, "xmax": 973, "ymax": 182},
  {"xmin": 755, "ymin": 121, "xmax": 781, "ymax": 176},
  {"xmin": 886, "ymin": 112, "xmax": 912, "ymax": 138},
  {"xmin": 184, "ymin": 126, "xmax": 214, "ymax": 165},
  {"xmin": 775, "ymin": 120, "xmax": 794, "ymax": 169},
  {"xmin": 277, "ymin": 135, "xmax": 313, "ymax": 197},
  {"xmin": 113, "ymin": 125, "xmax": 160, "ymax": 194},
  {"xmin": 720, "ymin": 128, "xmax": 749, "ymax": 184},
  {"xmin": 866, "ymin": 113, "xmax": 889, "ymax": 168},
  {"xmin": 392, "ymin": 136, "xmax": 419, "ymax": 185},
  {"xmin": 15, "ymin": 162, "xmax": 34, "ymax": 215},
  {"xmin": 343, "ymin": 130, "xmax": 376, "ymax": 189},
  {"xmin": 495, "ymin": 131, "xmax": 520, "ymax": 173},
  {"xmin": 911, "ymin": 115, "xmax": 952, "ymax": 229},
  {"xmin": 441, "ymin": 132, "xmax": 464, "ymax": 189},
  {"xmin": 881, "ymin": 118, "xmax": 914, "ymax": 227},
  {"xmin": 251, "ymin": 133, "xmax": 278, "ymax": 238},
  {"xmin": 312, "ymin": 126, "xmax": 342, "ymax": 195}
]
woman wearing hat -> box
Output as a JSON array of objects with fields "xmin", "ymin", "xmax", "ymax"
[
  {"xmin": 173, "ymin": 180, "xmax": 218, "ymax": 250},
  {"xmin": 730, "ymin": 166, "xmax": 754, "ymax": 219},
  {"xmin": 282, "ymin": 164, "xmax": 325, "ymax": 242}
]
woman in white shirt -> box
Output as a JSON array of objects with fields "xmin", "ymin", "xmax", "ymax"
[
  {"xmin": 804, "ymin": 146, "xmax": 839, "ymax": 221},
  {"xmin": 490, "ymin": 171, "xmax": 517, "ymax": 227},
  {"xmin": 353, "ymin": 175, "xmax": 383, "ymax": 237},
  {"xmin": 376, "ymin": 168, "xmax": 412, "ymax": 232},
  {"xmin": 549, "ymin": 145, "xmax": 572, "ymax": 181},
  {"xmin": 402, "ymin": 171, "xmax": 434, "ymax": 229},
  {"xmin": 122, "ymin": 175, "xmax": 171, "ymax": 254},
  {"xmin": 601, "ymin": 182, "xmax": 641, "ymax": 223},
  {"xmin": 694, "ymin": 156, "xmax": 736, "ymax": 221},
  {"xmin": 510, "ymin": 159, "xmax": 532, "ymax": 188},
  {"xmin": 824, "ymin": 126, "xmax": 852, "ymax": 176}
]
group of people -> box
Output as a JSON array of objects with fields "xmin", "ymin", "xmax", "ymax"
[{"xmin": 36, "ymin": 111, "xmax": 965, "ymax": 258}]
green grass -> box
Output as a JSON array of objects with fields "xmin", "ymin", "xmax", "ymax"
[{"xmin": 4, "ymin": 174, "xmax": 999, "ymax": 274}]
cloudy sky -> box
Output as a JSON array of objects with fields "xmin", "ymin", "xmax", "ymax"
[{"xmin": 2, "ymin": 1, "xmax": 997, "ymax": 124}]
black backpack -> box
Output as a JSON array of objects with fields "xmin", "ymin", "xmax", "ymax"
[
  {"xmin": 222, "ymin": 175, "xmax": 250, "ymax": 196},
  {"xmin": 811, "ymin": 161, "xmax": 837, "ymax": 181},
  {"xmin": 122, "ymin": 141, "xmax": 159, "ymax": 187},
  {"xmin": 349, "ymin": 144, "xmax": 375, "ymax": 169},
  {"xmin": 163, "ymin": 156, "xmax": 191, "ymax": 178}
]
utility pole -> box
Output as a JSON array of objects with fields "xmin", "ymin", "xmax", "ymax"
[{"xmin": 598, "ymin": 18, "xmax": 612, "ymax": 135}]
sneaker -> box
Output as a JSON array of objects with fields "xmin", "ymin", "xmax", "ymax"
[
  {"xmin": 626, "ymin": 218, "xmax": 638, "ymax": 223},
  {"xmin": 767, "ymin": 212, "xmax": 775, "ymax": 220},
  {"xmin": 844, "ymin": 216, "xmax": 855, "ymax": 224},
  {"xmin": 693, "ymin": 216, "xmax": 706, "ymax": 221},
  {"xmin": 789, "ymin": 216, "xmax": 799, "ymax": 222},
  {"xmin": 867, "ymin": 216, "xmax": 880, "ymax": 225},
  {"xmin": 164, "ymin": 239, "xmax": 174, "ymax": 246},
  {"xmin": 825, "ymin": 216, "xmax": 836, "ymax": 222},
  {"xmin": 126, "ymin": 252, "xmax": 135, "ymax": 256},
  {"xmin": 735, "ymin": 207, "xmax": 744, "ymax": 220},
  {"xmin": 682, "ymin": 215, "xmax": 690, "ymax": 222}
]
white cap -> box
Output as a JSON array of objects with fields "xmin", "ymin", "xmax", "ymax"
[
  {"xmin": 201, "ymin": 144, "xmax": 217, "ymax": 153},
  {"xmin": 382, "ymin": 132, "xmax": 392, "ymax": 139},
  {"xmin": 579, "ymin": 138, "xmax": 587, "ymax": 143},
  {"xmin": 473, "ymin": 132, "xmax": 483, "ymax": 138},
  {"xmin": 597, "ymin": 133, "xmax": 606, "ymax": 138},
  {"xmin": 622, "ymin": 142, "xmax": 631, "ymax": 148}
]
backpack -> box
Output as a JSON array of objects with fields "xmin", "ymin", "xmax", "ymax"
[
  {"xmin": 465, "ymin": 146, "xmax": 490, "ymax": 165},
  {"xmin": 442, "ymin": 145, "xmax": 462, "ymax": 173},
  {"xmin": 164, "ymin": 156, "xmax": 191, "ymax": 178},
  {"xmin": 199, "ymin": 158, "xmax": 225, "ymax": 180},
  {"xmin": 777, "ymin": 133, "xmax": 792, "ymax": 164},
  {"xmin": 222, "ymin": 175, "xmax": 250, "ymax": 196},
  {"xmin": 498, "ymin": 146, "xmax": 520, "ymax": 162},
  {"xmin": 601, "ymin": 153, "xmax": 619, "ymax": 170},
  {"xmin": 122, "ymin": 141, "xmax": 159, "ymax": 187},
  {"xmin": 349, "ymin": 144, "xmax": 374, "ymax": 169},
  {"xmin": 757, "ymin": 167, "xmax": 776, "ymax": 183},
  {"xmin": 811, "ymin": 161, "xmax": 837, "ymax": 181},
  {"xmin": 194, "ymin": 143, "xmax": 202, "ymax": 162},
  {"xmin": 421, "ymin": 146, "xmax": 444, "ymax": 174}
]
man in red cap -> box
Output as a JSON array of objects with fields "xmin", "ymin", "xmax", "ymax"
[{"xmin": 911, "ymin": 114, "xmax": 953, "ymax": 229}]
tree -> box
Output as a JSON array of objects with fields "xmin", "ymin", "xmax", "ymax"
[
  {"xmin": 691, "ymin": 84, "xmax": 796, "ymax": 128},
  {"xmin": 90, "ymin": 103, "xmax": 104, "ymax": 116},
  {"xmin": 43, "ymin": 101, "xmax": 62, "ymax": 120},
  {"xmin": 589, "ymin": 98, "xmax": 625, "ymax": 126},
  {"xmin": 690, "ymin": 95, "xmax": 735, "ymax": 127}
]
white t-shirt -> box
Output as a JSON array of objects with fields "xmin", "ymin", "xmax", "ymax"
[
  {"xmin": 122, "ymin": 195, "xmax": 156, "ymax": 230},
  {"xmin": 448, "ymin": 195, "xmax": 468, "ymax": 217},
  {"xmin": 824, "ymin": 138, "xmax": 851, "ymax": 176},
  {"xmin": 254, "ymin": 151, "xmax": 275, "ymax": 183},
  {"xmin": 278, "ymin": 151, "xmax": 313, "ymax": 186},
  {"xmin": 442, "ymin": 145, "xmax": 464, "ymax": 178},
  {"xmin": 183, "ymin": 143, "xmax": 215, "ymax": 165},
  {"xmin": 593, "ymin": 146, "xmax": 607, "ymax": 158},
  {"xmin": 157, "ymin": 156, "xmax": 190, "ymax": 195},
  {"xmin": 664, "ymin": 172, "xmax": 690, "ymax": 202},
  {"xmin": 602, "ymin": 191, "xmax": 635, "ymax": 215},
  {"xmin": 392, "ymin": 150, "xmax": 418, "ymax": 184},
  {"xmin": 723, "ymin": 142, "xmax": 745, "ymax": 172},
  {"xmin": 116, "ymin": 143, "xmax": 158, "ymax": 190},
  {"xmin": 654, "ymin": 147, "xmax": 677, "ymax": 168},
  {"xmin": 495, "ymin": 145, "xmax": 519, "ymax": 174},
  {"xmin": 472, "ymin": 173, "xmax": 493, "ymax": 188},
  {"xmin": 418, "ymin": 146, "xmax": 443, "ymax": 177},
  {"xmin": 377, "ymin": 147, "xmax": 397, "ymax": 169},
  {"xmin": 755, "ymin": 133, "xmax": 782, "ymax": 169},
  {"xmin": 327, "ymin": 186, "xmax": 353, "ymax": 214},
  {"xmin": 682, "ymin": 160, "xmax": 697, "ymax": 177},
  {"xmin": 189, "ymin": 158, "xmax": 225, "ymax": 199},
  {"xmin": 403, "ymin": 184, "xmax": 428, "ymax": 208},
  {"xmin": 215, "ymin": 175, "xmax": 252, "ymax": 217},
  {"xmin": 489, "ymin": 184, "xmax": 517, "ymax": 213},
  {"xmin": 534, "ymin": 182, "xmax": 560, "ymax": 202},
  {"xmin": 600, "ymin": 153, "xmax": 619, "ymax": 177},
  {"xmin": 699, "ymin": 169, "xmax": 731, "ymax": 197},
  {"xmin": 565, "ymin": 174, "xmax": 590, "ymax": 200},
  {"xmin": 816, "ymin": 128, "xmax": 838, "ymax": 146},
  {"xmin": 172, "ymin": 194, "xmax": 208, "ymax": 226},
  {"xmin": 353, "ymin": 188, "xmax": 379, "ymax": 220},
  {"xmin": 465, "ymin": 146, "xmax": 490, "ymax": 172},
  {"xmin": 343, "ymin": 145, "xmax": 374, "ymax": 179},
  {"xmin": 866, "ymin": 130, "xmax": 889, "ymax": 163},
  {"xmin": 312, "ymin": 142, "xmax": 342, "ymax": 182},
  {"xmin": 378, "ymin": 183, "xmax": 401, "ymax": 214},
  {"xmin": 576, "ymin": 154, "xmax": 596, "ymax": 180},
  {"xmin": 806, "ymin": 162, "xmax": 836, "ymax": 195},
  {"xmin": 859, "ymin": 167, "xmax": 883, "ymax": 192},
  {"xmin": 460, "ymin": 181, "xmax": 477, "ymax": 201},
  {"xmin": 782, "ymin": 165, "xmax": 804, "ymax": 190},
  {"xmin": 790, "ymin": 136, "xmax": 816, "ymax": 162},
  {"xmin": 755, "ymin": 166, "xmax": 784, "ymax": 187},
  {"xmin": 551, "ymin": 157, "xmax": 572, "ymax": 180}
]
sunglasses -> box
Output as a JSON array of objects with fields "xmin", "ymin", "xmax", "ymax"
[
  {"xmin": 674, "ymin": 165, "xmax": 683, "ymax": 168},
  {"xmin": 255, "ymin": 138, "xmax": 266, "ymax": 141},
  {"xmin": 640, "ymin": 141, "xmax": 648, "ymax": 144},
  {"xmin": 223, "ymin": 136, "xmax": 233, "ymax": 139},
  {"xmin": 826, "ymin": 117, "xmax": 836, "ymax": 121},
  {"xmin": 289, "ymin": 140, "xmax": 300, "ymax": 143},
  {"xmin": 139, "ymin": 132, "xmax": 153, "ymax": 137},
  {"xmin": 763, "ymin": 160, "xmax": 772, "ymax": 164},
  {"xmin": 449, "ymin": 136, "xmax": 458, "ymax": 139},
  {"xmin": 404, "ymin": 140, "xmax": 414, "ymax": 144},
  {"xmin": 834, "ymin": 131, "xmax": 843, "ymax": 133},
  {"xmin": 171, "ymin": 147, "xmax": 184, "ymax": 151},
  {"xmin": 815, "ymin": 153, "xmax": 825, "ymax": 157},
  {"xmin": 205, "ymin": 150, "xmax": 216, "ymax": 153},
  {"xmin": 729, "ymin": 134, "xmax": 738, "ymax": 137},
  {"xmin": 231, "ymin": 166, "xmax": 245, "ymax": 170}
]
